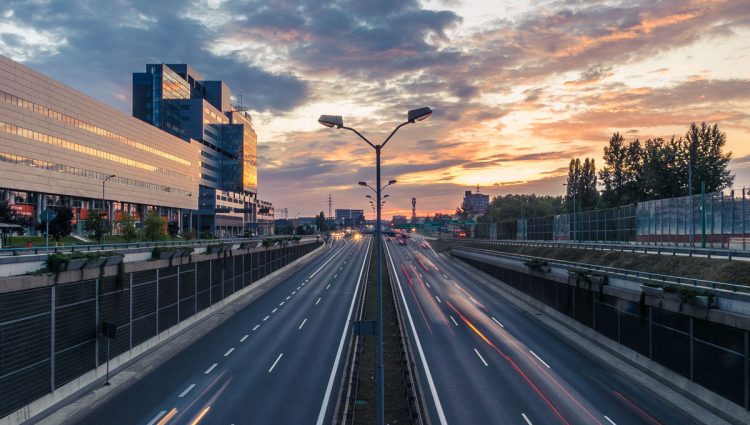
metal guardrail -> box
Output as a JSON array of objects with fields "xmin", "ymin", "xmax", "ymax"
[
  {"xmin": 444, "ymin": 237, "xmax": 750, "ymax": 260},
  {"xmin": 452, "ymin": 245, "xmax": 750, "ymax": 295},
  {"xmin": 0, "ymin": 235, "xmax": 316, "ymax": 257}
]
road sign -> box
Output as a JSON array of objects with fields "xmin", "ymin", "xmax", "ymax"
[{"xmin": 40, "ymin": 208, "xmax": 56, "ymax": 223}]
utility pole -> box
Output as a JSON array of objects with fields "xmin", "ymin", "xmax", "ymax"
[{"xmin": 328, "ymin": 194, "xmax": 332, "ymax": 220}]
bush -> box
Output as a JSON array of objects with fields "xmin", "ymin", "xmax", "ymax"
[{"xmin": 46, "ymin": 253, "xmax": 70, "ymax": 274}]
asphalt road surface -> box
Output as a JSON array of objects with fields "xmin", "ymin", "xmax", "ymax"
[
  {"xmin": 68, "ymin": 236, "xmax": 370, "ymax": 425},
  {"xmin": 385, "ymin": 234, "xmax": 702, "ymax": 425}
]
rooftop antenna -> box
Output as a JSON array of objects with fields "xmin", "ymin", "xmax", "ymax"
[
  {"xmin": 476, "ymin": 183, "xmax": 480, "ymax": 193},
  {"xmin": 328, "ymin": 194, "xmax": 332, "ymax": 219}
]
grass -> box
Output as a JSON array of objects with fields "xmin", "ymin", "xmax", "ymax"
[{"xmin": 443, "ymin": 239, "xmax": 750, "ymax": 286}]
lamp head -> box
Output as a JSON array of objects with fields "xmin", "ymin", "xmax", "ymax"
[
  {"xmin": 388, "ymin": 179, "xmax": 397, "ymax": 185},
  {"xmin": 407, "ymin": 107, "xmax": 432, "ymax": 123},
  {"xmin": 358, "ymin": 181, "xmax": 367, "ymax": 187},
  {"xmin": 318, "ymin": 115, "xmax": 343, "ymax": 128}
]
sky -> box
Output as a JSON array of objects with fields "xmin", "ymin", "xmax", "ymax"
[{"xmin": 2, "ymin": 0, "xmax": 750, "ymax": 218}]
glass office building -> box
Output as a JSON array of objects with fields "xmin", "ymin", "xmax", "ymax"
[
  {"xmin": 133, "ymin": 64, "xmax": 267, "ymax": 236},
  {"xmin": 0, "ymin": 55, "xmax": 199, "ymax": 235}
]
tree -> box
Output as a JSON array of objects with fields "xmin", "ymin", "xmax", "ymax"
[
  {"xmin": 143, "ymin": 212, "xmax": 167, "ymax": 241},
  {"xmin": 566, "ymin": 158, "xmax": 599, "ymax": 212},
  {"xmin": 85, "ymin": 210, "xmax": 108, "ymax": 242},
  {"xmin": 167, "ymin": 221, "xmax": 179, "ymax": 239},
  {"xmin": 641, "ymin": 137, "xmax": 684, "ymax": 200},
  {"xmin": 599, "ymin": 133, "xmax": 644, "ymax": 207},
  {"xmin": 455, "ymin": 199, "xmax": 470, "ymax": 219},
  {"xmin": 38, "ymin": 206, "xmax": 73, "ymax": 242},
  {"xmin": 117, "ymin": 212, "xmax": 138, "ymax": 242},
  {"xmin": 315, "ymin": 212, "xmax": 328, "ymax": 232},
  {"xmin": 682, "ymin": 122, "xmax": 734, "ymax": 194}
]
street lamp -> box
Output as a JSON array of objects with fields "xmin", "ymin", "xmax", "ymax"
[
  {"xmin": 102, "ymin": 174, "xmax": 116, "ymax": 244},
  {"xmin": 563, "ymin": 182, "xmax": 577, "ymax": 242},
  {"xmin": 319, "ymin": 107, "xmax": 431, "ymax": 425}
]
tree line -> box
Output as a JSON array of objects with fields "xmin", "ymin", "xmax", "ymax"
[
  {"xmin": 567, "ymin": 122, "xmax": 733, "ymax": 212},
  {"xmin": 475, "ymin": 122, "xmax": 733, "ymax": 224}
]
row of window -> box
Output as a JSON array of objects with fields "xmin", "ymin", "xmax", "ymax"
[
  {"xmin": 0, "ymin": 89, "xmax": 192, "ymax": 166},
  {"xmin": 0, "ymin": 151, "xmax": 193, "ymax": 197},
  {"xmin": 0, "ymin": 121, "xmax": 194, "ymax": 181}
]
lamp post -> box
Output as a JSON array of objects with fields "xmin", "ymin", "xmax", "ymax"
[
  {"xmin": 564, "ymin": 182, "xmax": 577, "ymax": 242},
  {"xmin": 319, "ymin": 107, "xmax": 431, "ymax": 425},
  {"xmin": 102, "ymin": 174, "xmax": 115, "ymax": 244}
]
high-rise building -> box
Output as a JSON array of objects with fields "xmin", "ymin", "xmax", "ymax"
[{"xmin": 133, "ymin": 64, "xmax": 268, "ymax": 236}]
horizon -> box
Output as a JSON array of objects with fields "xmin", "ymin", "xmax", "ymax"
[{"xmin": 2, "ymin": 0, "xmax": 749, "ymax": 217}]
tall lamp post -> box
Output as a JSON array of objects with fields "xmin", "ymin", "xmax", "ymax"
[
  {"xmin": 102, "ymin": 174, "xmax": 116, "ymax": 244},
  {"xmin": 319, "ymin": 107, "xmax": 432, "ymax": 425}
]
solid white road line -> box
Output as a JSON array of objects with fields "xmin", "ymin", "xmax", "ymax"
[
  {"xmin": 384, "ymin": 240, "xmax": 448, "ymax": 425},
  {"xmin": 268, "ymin": 353, "xmax": 283, "ymax": 372},
  {"xmin": 146, "ymin": 411, "xmax": 166, "ymax": 425},
  {"xmin": 529, "ymin": 350, "xmax": 550, "ymax": 368},
  {"xmin": 299, "ymin": 318, "xmax": 308, "ymax": 329},
  {"xmin": 316, "ymin": 297, "xmax": 322, "ymax": 305},
  {"xmin": 522, "ymin": 413, "xmax": 533, "ymax": 425},
  {"xmin": 449, "ymin": 316, "xmax": 459, "ymax": 326},
  {"xmin": 178, "ymin": 383, "xmax": 196, "ymax": 398},
  {"xmin": 204, "ymin": 363, "xmax": 218, "ymax": 374},
  {"xmin": 272, "ymin": 308, "xmax": 278, "ymax": 313},
  {"xmin": 474, "ymin": 348, "xmax": 489, "ymax": 366},
  {"xmin": 240, "ymin": 335, "xmax": 249, "ymax": 342},
  {"xmin": 263, "ymin": 315, "xmax": 270, "ymax": 322},
  {"xmin": 491, "ymin": 317, "xmax": 504, "ymax": 328},
  {"xmin": 310, "ymin": 238, "xmax": 351, "ymax": 279},
  {"xmin": 315, "ymin": 237, "xmax": 371, "ymax": 425},
  {"xmin": 252, "ymin": 324, "xmax": 260, "ymax": 331},
  {"xmin": 435, "ymin": 295, "xmax": 442, "ymax": 303},
  {"xmin": 224, "ymin": 348, "xmax": 235, "ymax": 357},
  {"xmin": 604, "ymin": 415, "xmax": 617, "ymax": 425}
]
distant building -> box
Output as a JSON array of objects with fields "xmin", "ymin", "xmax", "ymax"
[
  {"xmin": 392, "ymin": 215, "xmax": 408, "ymax": 226},
  {"xmin": 463, "ymin": 190, "xmax": 489, "ymax": 215},
  {"xmin": 335, "ymin": 209, "xmax": 364, "ymax": 227}
]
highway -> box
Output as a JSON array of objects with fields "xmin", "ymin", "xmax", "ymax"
[
  {"xmin": 385, "ymin": 234, "xmax": 702, "ymax": 425},
  {"xmin": 65, "ymin": 236, "xmax": 370, "ymax": 425}
]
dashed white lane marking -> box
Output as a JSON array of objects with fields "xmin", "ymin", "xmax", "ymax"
[
  {"xmin": 334, "ymin": 274, "xmax": 338, "ymax": 278},
  {"xmin": 522, "ymin": 413, "xmax": 533, "ymax": 425},
  {"xmin": 272, "ymin": 308, "xmax": 278, "ymax": 313},
  {"xmin": 263, "ymin": 315, "xmax": 270, "ymax": 322},
  {"xmin": 204, "ymin": 363, "xmax": 218, "ymax": 374},
  {"xmin": 268, "ymin": 353, "xmax": 283, "ymax": 372},
  {"xmin": 146, "ymin": 411, "xmax": 166, "ymax": 425},
  {"xmin": 604, "ymin": 416, "xmax": 617, "ymax": 425},
  {"xmin": 224, "ymin": 347, "xmax": 235, "ymax": 357},
  {"xmin": 286, "ymin": 296, "xmax": 291, "ymax": 300},
  {"xmin": 297, "ymin": 286, "xmax": 301, "ymax": 290},
  {"xmin": 316, "ymin": 297, "xmax": 322, "ymax": 305},
  {"xmin": 292, "ymin": 291, "xmax": 297, "ymax": 295},
  {"xmin": 252, "ymin": 324, "xmax": 260, "ymax": 331},
  {"xmin": 279, "ymin": 301, "xmax": 285, "ymax": 306},
  {"xmin": 299, "ymin": 318, "xmax": 308, "ymax": 329},
  {"xmin": 473, "ymin": 348, "xmax": 488, "ymax": 366},
  {"xmin": 529, "ymin": 350, "xmax": 550, "ymax": 368},
  {"xmin": 443, "ymin": 274, "xmax": 449, "ymax": 279},
  {"xmin": 449, "ymin": 316, "xmax": 459, "ymax": 326},
  {"xmin": 425, "ymin": 281, "xmax": 431, "ymax": 288},
  {"xmin": 435, "ymin": 295, "xmax": 442, "ymax": 303},
  {"xmin": 240, "ymin": 335, "xmax": 249, "ymax": 342},
  {"xmin": 326, "ymin": 283, "xmax": 331, "ymax": 290},
  {"xmin": 469, "ymin": 296, "xmax": 479, "ymax": 305},
  {"xmin": 178, "ymin": 384, "xmax": 196, "ymax": 398},
  {"xmin": 491, "ymin": 317, "xmax": 504, "ymax": 328}
]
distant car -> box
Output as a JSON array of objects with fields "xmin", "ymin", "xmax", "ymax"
[
  {"xmin": 421, "ymin": 241, "xmax": 429, "ymax": 249},
  {"xmin": 398, "ymin": 238, "xmax": 407, "ymax": 246}
]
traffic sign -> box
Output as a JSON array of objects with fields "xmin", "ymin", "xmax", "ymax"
[{"xmin": 40, "ymin": 208, "xmax": 56, "ymax": 223}]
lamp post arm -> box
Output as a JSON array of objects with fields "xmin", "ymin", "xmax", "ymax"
[
  {"xmin": 342, "ymin": 126, "xmax": 376, "ymax": 149},
  {"xmin": 381, "ymin": 121, "xmax": 410, "ymax": 149}
]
